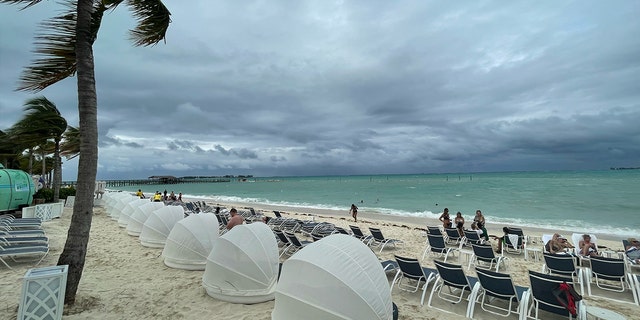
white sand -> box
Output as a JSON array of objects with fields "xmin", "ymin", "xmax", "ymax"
[{"xmin": 1, "ymin": 200, "xmax": 636, "ymax": 319}]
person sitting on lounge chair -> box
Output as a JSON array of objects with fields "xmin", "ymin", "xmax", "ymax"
[
  {"xmin": 226, "ymin": 208, "xmax": 244, "ymax": 230},
  {"xmin": 625, "ymin": 237, "xmax": 640, "ymax": 263},
  {"xmin": 545, "ymin": 233, "xmax": 574, "ymax": 254},
  {"xmin": 491, "ymin": 227, "xmax": 510, "ymax": 254},
  {"xmin": 578, "ymin": 234, "xmax": 598, "ymax": 257}
]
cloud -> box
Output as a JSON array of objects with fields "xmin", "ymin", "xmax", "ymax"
[{"xmin": 1, "ymin": 1, "xmax": 639, "ymax": 180}]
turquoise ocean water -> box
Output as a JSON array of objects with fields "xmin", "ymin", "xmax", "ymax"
[{"xmin": 114, "ymin": 170, "xmax": 640, "ymax": 238}]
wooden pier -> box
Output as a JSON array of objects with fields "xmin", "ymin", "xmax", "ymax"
[{"xmin": 62, "ymin": 177, "xmax": 232, "ymax": 188}]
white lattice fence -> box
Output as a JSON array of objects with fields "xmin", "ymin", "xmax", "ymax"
[{"xmin": 18, "ymin": 265, "xmax": 68, "ymax": 320}]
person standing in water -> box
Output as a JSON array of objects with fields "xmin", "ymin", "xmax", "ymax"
[{"xmin": 350, "ymin": 204, "xmax": 359, "ymax": 222}]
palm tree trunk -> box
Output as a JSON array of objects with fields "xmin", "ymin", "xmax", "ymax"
[
  {"xmin": 28, "ymin": 147, "xmax": 33, "ymax": 175},
  {"xmin": 57, "ymin": 0, "xmax": 98, "ymax": 305},
  {"xmin": 40, "ymin": 148, "xmax": 46, "ymax": 183},
  {"xmin": 53, "ymin": 139, "xmax": 61, "ymax": 203}
]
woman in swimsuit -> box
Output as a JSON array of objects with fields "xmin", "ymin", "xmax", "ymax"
[
  {"xmin": 454, "ymin": 212, "xmax": 465, "ymax": 236},
  {"xmin": 439, "ymin": 208, "xmax": 452, "ymax": 229},
  {"xmin": 350, "ymin": 204, "xmax": 358, "ymax": 222}
]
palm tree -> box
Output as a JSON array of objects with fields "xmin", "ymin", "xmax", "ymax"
[
  {"xmin": 2, "ymin": 0, "xmax": 172, "ymax": 304},
  {"xmin": 0, "ymin": 130, "xmax": 23, "ymax": 168},
  {"xmin": 60, "ymin": 125, "xmax": 80, "ymax": 161},
  {"xmin": 12, "ymin": 97, "xmax": 67, "ymax": 202}
]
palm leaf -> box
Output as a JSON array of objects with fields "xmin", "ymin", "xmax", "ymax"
[
  {"xmin": 13, "ymin": 0, "xmax": 107, "ymax": 92},
  {"xmin": 0, "ymin": 0, "xmax": 42, "ymax": 9},
  {"xmin": 127, "ymin": 0, "xmax": 172, "ymax": 46},
  {"xmin": 61, "ymin": 125, "xmax": 81, "ymax": 160}
]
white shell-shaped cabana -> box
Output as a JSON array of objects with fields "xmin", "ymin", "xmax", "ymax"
[
  {"xmin": 272, "ymin": 234, "xmax": 394, "ymax": 320},
  {"xmin": 202, "ymin": 222, "xmax": 279, "ymax": 304},
  {"xmin": 162, "ymin": 213, "xmax": 219, "ymax": 270},
  {"xmin": 139, "ymin": 206, "xmax": 184, "ymax": 248}
]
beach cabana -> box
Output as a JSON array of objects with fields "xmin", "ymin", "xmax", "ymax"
[
  {"xmin": 272, "ymin": 234, "xmax": 394, "ymax": 320},
  {"xmin": 110, "ymin": 195, "xmax": 139, "ymax": 220},
  {"xmin": 126, "ymin": 202, "xmax": 166, "ymax": 236},
  {"xmin": 117, "ymin": 198, "xmax": 149, "ymax": 228},
  {"xmin": 202, "ymin": 222, "xmax": 279, "ymax": 304},
  {"xmin": 139, "ymin": 206, "xmax": 184, "ymax": 248},
  {"xmin": 162, "ymin": 213, "xmax": 219, "ymax": 270}
]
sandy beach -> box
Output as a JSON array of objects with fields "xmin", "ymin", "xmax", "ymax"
[{"xmin": 1, "ymin": 199, "xmax": 637, "ymax": 319}]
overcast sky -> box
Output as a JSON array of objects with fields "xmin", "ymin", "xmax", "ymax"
[{"xmin": 1, "ymin": 1, "xmax": 639, "ymax": 180}]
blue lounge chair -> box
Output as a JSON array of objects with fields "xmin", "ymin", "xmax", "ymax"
[
  {"xmin": 427, "ymin": 260, "xmax": 478, "ymax": 317},
  {"xmin": 274, "ymin": 230, "xmax": 292, "ymax": 257},
  {"xmin": 0, "ymin": 236, "xmax": 48, "ymax": 246},
  {"xmin": 463, "ymin": 230, "xmax": 484, "ymax": 246},
  {"xmin": 422, "ymin": 234, "xmax": 456, "ymax": 261},
  {"xmin": 468, "ymin": 267, "xmax": 527, "ymax": 318},
  {"xmin": 523, "ymin": 270, "xmax": 586, "ymax": 319},
  {"xmin": 444, "ymin": 228, "xmax": 463, "ymax": 245},
  {"xmin": 368, "ymin": 227, "xmax": 403, "ymax": 253},
  {"xmin": 333, "ymin": 227, "xmax": 350, "ymax": 235},
  {"xmin": 586, "ymin": 256, "xmax": 638, "ymax": 305},
  {"xmin": 0, "ymin": 243, "xmax": 49, "ymax": 269},
  {"xmin": 504, "ymin": 227, "xmax": 526, "ymax": 254},
  {"xmin": 281, "ymin": 231, "xmax": 311, "ymax": 257},
  {"xmin": 349, "ymin": 225, "xmax": 373, "ymax": 244},
  {"xmin": 542, "ymin": 252, "xmax": 586, "ymax": 295},
  {"xmin": 390, "ymin": 255, "xmax": 437, "ymax": 305},
  {"xmin": 471, "ymin": 243, "xmax": 508, "ymax": 272},
  {"xmin": 381, "ymin": 259, "xmax": 399, "ymax": 273},
  {"xmin": 426, "ymin": 226, "xmax": 443, "ymax": 236}
]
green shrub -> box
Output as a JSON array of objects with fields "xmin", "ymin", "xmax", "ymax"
[
  {"xmin": 60, "ymin": 186, "xmax": 76, "ymax": 199},
  {"xmin": 33, "ymin": 186, "xmax": 76, "ymax": 203},
  {"xmin": 33, "ymin": 188, "xmax": 54, "ymax": 203}
]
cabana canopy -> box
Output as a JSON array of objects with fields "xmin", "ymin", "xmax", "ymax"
[
  {"xmin": 139, "ymin": 206, "xmax": 184, "ymax": 248},
  {"xmin": 126, "ymin": 202, "xmax": 166, "ymax": 236},
  {"xmin": 162, "ymin": 213, "xmax": 219, "ymax": 270},
  {"xmin": 272, "ymin": 234, "xmax": 394, "ymax": 320},
  {"xmin": 117, "ymin": 198, "xmax": 148, "ymax": 227},
  {"xmin": 110, "ymin": 195, "xmax": 139, "ymax": 220},
  {"xmin": 202, "ymin": 223, "xmax": 279, "ymax": 304}
]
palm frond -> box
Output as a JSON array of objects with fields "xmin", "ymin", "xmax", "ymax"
[
  {"xmin": 16, "ymin": 0, "xmax": 108, "ymax": 92},
  {"xmin": 17, "ymin": 0, "xmax": 77, "ymax": 92},
  {"xmin": 127, "ymin": 0, "xmax": 171, "ymax": 46},
  {"xmin": 0, "ymin": 0, "xmax": 42, "ymax": 9},
  {"xmin": 61, "ymin": 125, "xmax": 80, "ymax": 160}
]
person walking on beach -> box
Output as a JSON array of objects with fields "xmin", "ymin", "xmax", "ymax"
[
  {"xmin": 439, "ymin": 208, "xmax": 452, "ymax": 229},
  {"xmin": 227, "ymin": 208, "xmax": 244, "ymax": 230},
  {"xmin": 454, "ymin": 212, "xmax": 465, "ymax": 236},
  {"xmin": 350, "ymin": 204, "xmax": 358, "ymax": 222},
  {"xmin": 474, "ymin": 210, "xmax": 489, "ymax": 241},
  {"xmin": 178, "ymin": 192, "xmax": 182, "ymax": 202}
]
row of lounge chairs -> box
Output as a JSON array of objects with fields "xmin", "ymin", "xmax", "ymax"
[
  {"xmin": 422, "ymin": 224, "xmax": 640, "ymax": 313},
  {"xmin": 389, "ymin": 254, "xmax": 598, "ymax": 319},
  {"xmin": 0, "ymin": 215, "xmax": 49, "ymax": 269}
]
